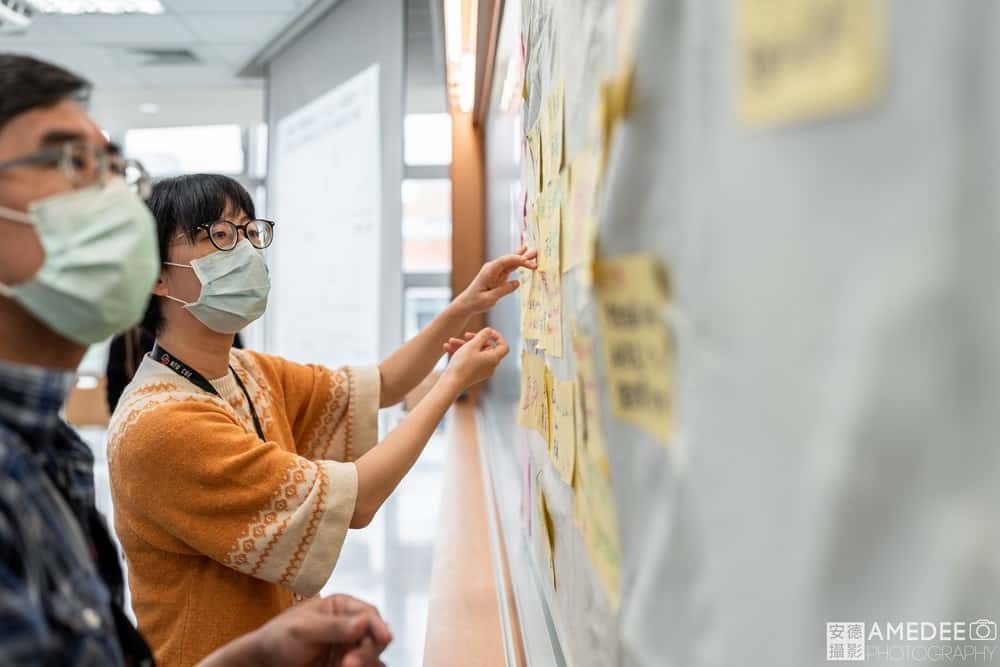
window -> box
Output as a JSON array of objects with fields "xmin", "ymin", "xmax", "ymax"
[
  {"xmin": 402, "ymin": 179, "xmax": 452, "ymax": 274},
  {"xmin": 123, "ymin": 124, "xmax": 244, "ymax": 177},
  {"xmin": 404, "ymin": 113, "xmax": 452, "ymax": 166},
  {"xmin": 402, "ymin": 114, "xmax": 453, "ymax": 350},
  {"xmin": 404, "ymin": 286, "xmax": 452, "ymax": 342},
  {"xmin": 402, "ymin": 179, "xmax": 452, "ymax": 353}
]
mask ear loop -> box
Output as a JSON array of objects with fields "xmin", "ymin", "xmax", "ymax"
[
  {"xmin": 160, "ymin": 294, "xmax": 192, "ymax": 307},
  {"xmin": 160, "ymin": 262, "xmax": 195, "ymax": 306},
  {"xmin": 0, "ymin": 204, "xmax": 32, "ymax": 225}
]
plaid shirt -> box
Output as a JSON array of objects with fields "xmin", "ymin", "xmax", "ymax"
[{"xmin": 0, "ymin": 359, "xmax": 153, "ymax": 666}]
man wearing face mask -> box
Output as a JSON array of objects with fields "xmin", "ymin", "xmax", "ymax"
[{"xmin": 0, "ymin": 54, "xmax": 392, "ymax": 666}]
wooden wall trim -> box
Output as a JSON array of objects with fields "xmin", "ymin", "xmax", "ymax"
[
  {"xmin": 450, "ymin": 109, "xmax": 486, "ymax": 369},
  {"xmin": 474, "ymin": 0, "xmax": 504, "ymax": 128}
]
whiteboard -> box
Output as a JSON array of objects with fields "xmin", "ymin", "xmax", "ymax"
[
  {"xmin": 268, "ymin": 64, "xmax": 382, "ymax": 368},
  {"xmin": 480, "ymin": 1, "xmax": 1000, "ymax": 667}
]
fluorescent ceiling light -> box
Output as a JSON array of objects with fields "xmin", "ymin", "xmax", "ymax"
[{"xmin": 26, "ymin": 0, "xmax": 164, "ymax": 14}]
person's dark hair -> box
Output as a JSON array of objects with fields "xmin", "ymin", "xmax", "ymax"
[
  {"xmin": 0, "ymin": 55, "xmax": 91, "ymax": 130},
  {"xmin": 143, "ymin": 173, "xmax": 257, "ymax": 334}
]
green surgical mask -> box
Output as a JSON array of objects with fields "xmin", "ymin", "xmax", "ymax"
[{"xmin": 0, "ymin": 179, "xmax": 159, "ymax": 345}]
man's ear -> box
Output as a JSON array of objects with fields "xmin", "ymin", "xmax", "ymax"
[{"xmin": 151, "ymin": 267, "xmax": 169, "ymax": 297}]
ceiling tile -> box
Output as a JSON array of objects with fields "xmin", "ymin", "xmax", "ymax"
[
  {"xmin": 179, "ymin": 13, "xmax": 288, "ymax": 44},
  {"xmin": 117, "ymin": 43, "xmax": 223, "ymax": 66},
  {"xmin": 2, "ymin": 15, "xmax": 78, "ymax": 43},
  {"xmin": 210, "ymin": 43, "xmax": 258, "ymax": 66},
  {"xmin": 80, "ymin": 68, "xmax": 146, "ymax": 88},
  {"xmin": 128, "ymin": 63, "xmax": 239, "ymax": 87},
  {"xmin": 1, "ymin": 1, "xmax": 368, "ymax": 96},
  {"xmin": 59, "ymin": 14, "xmax": 198, "ymax": 44},
  {"xmin": 163, "ymin": 0, "xmax": 305, "ymax": 12},
  {"xmin": 0, "ymin": 45, "xmax": 120, "ymax": 70}
]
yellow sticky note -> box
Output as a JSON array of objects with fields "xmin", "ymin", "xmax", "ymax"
[
  {"xmin": 586, "ymin": 479, "xmax": 621, "ymax": 609},
  {"xmin": 571, "ymin": 327, "xmax": 610, "ymax": 477},
  {"xmin": 541, "ymin": 80, "xmax": 564, "ymax": 187},
  {"xmin": 736, "ymin": 0, "xmax": 884, "ymax": 126},
  {"xmin": 595, "ymin": 255, "xmax": 674, "ymax": 445},
  {"xmin": 560, "ymin": 168, "xmax": 570, "ymax": 245},
  {"xmin": 539, "ymin": 269, "xmax": 562, "ymax": 357},
  {"xmin": 518, "ymin": 264, "xmax": 533, "ymax": 305},
  {"xmin": 543, "ymin": 365, "xmax": 554, "ymax": 450},
  {"xmin": 537, "ymin": 181, "xmax": 561, "ymax": 275},
  {"xmin": 521, "ymin": 31, "xmax": 530, "ymax": 101},
  {"xmin": 598, "ymin": 68, "xmax": 635, "ymax": 171},
  {"xmin": 617, "ymin": 0, "xmax": 640, "ymax": 84},
  {"xmin": 521, "ymin": 268, "xmax": 547, "ymax": 344},
  {"xmin": 564, "ymin": 150, "xmax": 600, "ymax": 273},
  {"xmin": 573, "ymin": 425, "xmax": 620, "ymax": 609},
  {"xmin": 533, "ymin": 183, "xmax": 562, "ymax": 355},
  {"xmin": 521, "ymin": 196, "xmax": 539, "ymax": 308},
  {"xmin": 539, "ymin": 486, "xmax": 556, "ymax": 588},
  {"xmin": 550, "ymin": 380, "xmax": 576, "ymax": 485},
  {"xmin": 517, "ymin": 350, "xmax": 549, "ymax": 439},
  {"xmin": 526, "ymin": 120, "xmax": 543, "ymax": 193},
  {"xmin": 523, "ymin": 195, "xmax": 539, "ymax": 252},
  {"xmin": 521, "ymin": 271, "xmax": 548, "ymax": 350}
]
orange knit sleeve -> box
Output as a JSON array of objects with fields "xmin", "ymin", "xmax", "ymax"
[
  {"xmin": 261, "ymin": 355, "xmax": 381, "ymax": 462},
  {"xmin": 110, "ymin": 399, "xmax": 358, "ymax": 597}
]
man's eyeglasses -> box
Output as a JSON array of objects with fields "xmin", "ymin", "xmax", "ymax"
[
  {"xmin": 179, "ymin": 219, "xmax": 276, "ymax": 251},
  {"xmin": 0, "ymin": 141, "xmax": 151, "ymax": 199}
]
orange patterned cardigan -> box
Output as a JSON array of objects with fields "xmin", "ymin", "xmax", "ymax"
[{"xmin": 107, "ymin": 348, "xmax": 380, "ymax": 666}]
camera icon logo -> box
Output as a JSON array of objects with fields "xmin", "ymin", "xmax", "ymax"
[{"xmin": 970, "ymin": 619, "xmax": 997, "ymax": 641}]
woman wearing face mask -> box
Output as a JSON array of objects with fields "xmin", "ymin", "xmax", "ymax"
[{"xmin": 106, "ymin": 173, "xmax": 535, "ymax": 666}]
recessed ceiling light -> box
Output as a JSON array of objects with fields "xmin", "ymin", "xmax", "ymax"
[
  {"xmin": 138, "ymin": 102, "xmax": 159, "ymax": 114},
  {"xmin": 26, "ymin": 0, "xmax": 164, "ymax": 14}
]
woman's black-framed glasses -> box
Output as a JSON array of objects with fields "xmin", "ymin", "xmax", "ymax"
[{"xmin": 198, "ymin": 219, "xmax": 276, "ymax": 251}]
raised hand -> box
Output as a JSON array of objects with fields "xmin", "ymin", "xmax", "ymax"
[
  {"xmin": 455, "ymin": 245, "xmax": 538, "ymax": 316},
  {"xmin": 442, "ymin": 328, "xmax": 509, "ymax": 391}
]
